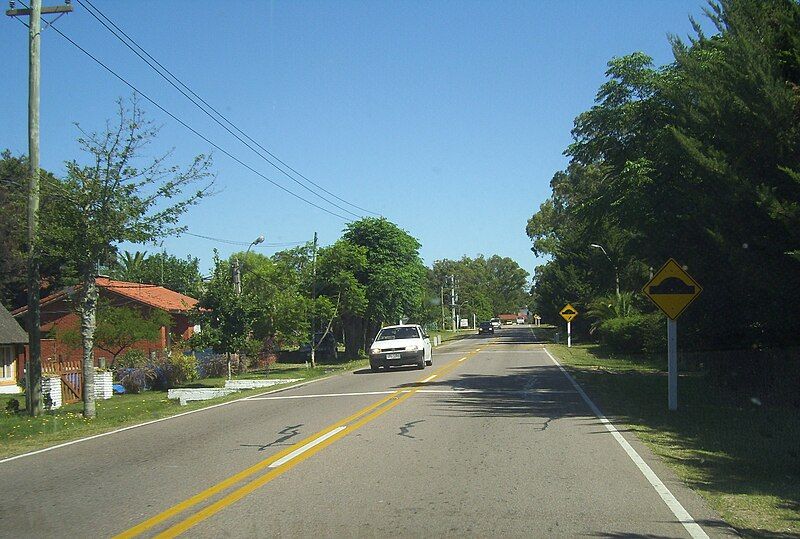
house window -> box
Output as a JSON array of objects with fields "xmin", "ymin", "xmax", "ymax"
[{"xmin": 0, "ymin": 346, "xmax": 14, "ymax": 380}]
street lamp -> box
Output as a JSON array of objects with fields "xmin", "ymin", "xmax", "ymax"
[
  {"xmin": 246, "ymin": 235, "xmax": 265, "ymax": 254},
  {"xmin": 233, "ymin": 235, "xmax": 265, "ymax": 296},
  {"xmin": 590, "ymin": 243, "xmax": 620, "ymax": 297}
]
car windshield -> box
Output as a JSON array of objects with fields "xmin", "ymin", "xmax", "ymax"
[{"xmin": 376, "ymin": 327, "xmax": 420, "ymax": 341}]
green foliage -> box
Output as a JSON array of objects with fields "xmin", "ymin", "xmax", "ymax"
[
  {"xmin": 0, "ymin": 151, "xmax": 68, "ymax": 308},
  {"xmin": 342, "ymin": 217, "xmax": 427, "ymax": 326},
  {"xmin": 95, "ymin": 303, "xmax": 170, "ymax": 365},
  {"xmin": 5, "ymin": 398, "xmax": 20, "ymax": 414},
  {"xmin": 117, "ymin": 349, "xmax": 149, "ymax": 368},
  {"xmin": 40, "ymin": 98, "xmax": 213, "ymax": 280},
  {"xmin": 157, "ymin": 349, "xmax": 198, "ymax": 389},
  {"xmin": 586, "ymin": 292, "xmax": 640, "ymax": 334},
  {"xmin": 596, "ymin": 314, "xmax": 665, "ymax": 355},
  {"xmin": 115, "ymin": 349, "xmax": 155, "ymax": 394},
  {"xmin": 429, "ymin": 255, "xmax": 530, "ymax": 327},
  {"xmin": 527, "ymin": 0, "xmax": 800, "ymax": 370},
  {"xmin": 112, "ymin": 250, "xmax": 203, "ymax": 297},
  {"xmin": 191, "ymin": 253, "xmax": 254, "ymax": 356}
]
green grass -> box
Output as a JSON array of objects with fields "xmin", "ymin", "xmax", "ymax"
[
  {"xmin": 0, "ymin": 359, "xmax": 367, "ymax": 460},
  {"xmin": 549, "ymin": 344, "xmax": 800, "ymax": 538}
]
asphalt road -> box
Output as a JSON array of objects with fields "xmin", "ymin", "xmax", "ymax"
[{"xmin": 1, "ymin": 326, "xmax": 735, "ymax": 538}]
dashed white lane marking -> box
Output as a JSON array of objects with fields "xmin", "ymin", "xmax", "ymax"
[
  {"xmin": 458, "ymin": 357, "xmax": 467, "ymax": 362},
  {"xmin": 421, "ymin": 374, "xmax": 437, "ymax": 383},
  {"xmin": 268, "ymin": 426, "xmax": 347, "ymax": 468},
  {"xmin": 543, "ymin": 347, "xmax": 709, "ymax": 539}
]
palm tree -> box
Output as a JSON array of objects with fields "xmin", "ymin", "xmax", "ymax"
[
  {"xmin": 113, "ymin": 250, "xmax": 148, "ymax": 281},
  {"xmin": 586, "ymin": 292, "xmax": 639, "ymax": 334}
]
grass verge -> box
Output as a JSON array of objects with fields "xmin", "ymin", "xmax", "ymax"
[
  {"xmin": 0, "ymin": 359, "xmax": 367, "ymax": 460},
  {"xmin": 549, "ymin": 344, "xmax": 799, "ymax": 538}
]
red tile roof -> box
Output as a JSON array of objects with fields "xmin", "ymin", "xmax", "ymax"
[
  {"xmin": 96, "ymin": 278, "xmax": 197, "ymax": 312},
  {"xmin": 12, "ymin": 278, "xmax": 198, "ymax": 316},
  {"xmin": 498, "ymin": 314, "xmax": 518, "ymax": 320}
]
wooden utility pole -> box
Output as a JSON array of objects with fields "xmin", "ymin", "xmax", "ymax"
[
  {"xmin": 310, "ymin": 231, "xmax": 318, "ymax": 368},
  {"xmin": 7, "ymin": 0, "xmax": 73, "ymax": 416}
]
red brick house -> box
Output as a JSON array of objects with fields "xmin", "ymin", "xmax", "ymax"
[{"xmin": 13, "ymin": 277, "xmax": 198, "ymax": 374}]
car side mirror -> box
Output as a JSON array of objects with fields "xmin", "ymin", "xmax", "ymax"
[{"xmin": 423, "ymin": 334, "xmax": 429, "ymax": 339}]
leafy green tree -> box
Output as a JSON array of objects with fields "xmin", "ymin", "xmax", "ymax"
[
  {"xmin": 41, "ymin": 98, "xmax": 213, "ymax": 418},
  {"xmin": 55, "ymin": 302, "xmax": 170, "ymax": 366},
  {"xmin": 0, "ymin": 151, "xmax": 66, "ymax": 308},
  {"xmin": 337, "ymin": 218, "xmax": 426, "ymax": 357},
  {"xmin": 527, "ymin": 0, "xmax": 800, "ymax": 370},
  {"xmin": 430, "ymin": 255, "xmax": 529, "ymax": 325},
  {"xmin": 316, "ymin": 240, "xmax": 368, "ymax": 358},
  {"xmin": 191, "ymin": 253, "xmax": 256, "ymax": 374}
]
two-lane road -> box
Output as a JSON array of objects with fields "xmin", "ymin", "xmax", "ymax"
[{"xmin": 1, "ymin": 327, "xmax": 733, "ymax": 538}]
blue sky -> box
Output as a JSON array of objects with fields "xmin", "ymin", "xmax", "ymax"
[{"xmin": 1, "ymin": 0, "xmax": 713, "ymax": 277}]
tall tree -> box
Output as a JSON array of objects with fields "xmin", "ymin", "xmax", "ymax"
[
  {"xmin": 338, "ymin": 218, "xmax": 426, "ymax": 357},
  {"xmin": 41, "ymin": 98, "xmax": 213, "ymax": 418},
  {"xmin": 0, "ymin": 151, "xmax": 66, "ymax": 308}
]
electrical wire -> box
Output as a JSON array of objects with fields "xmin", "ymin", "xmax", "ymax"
[
  {"xmin": 11, "ymin": 0, "xmax": 353, "ymax": 221},
  {"xmin": 182, "ymin": 231, "xmax": 306, "ymax": 247},
  {"xmin": 76, "ymin": 0, "xmax": 379, "ymax": 219}
]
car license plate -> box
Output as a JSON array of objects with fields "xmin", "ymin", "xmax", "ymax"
[{"xmin": 386, "ymin": 353, "xmax": 401, "ymax": 360}]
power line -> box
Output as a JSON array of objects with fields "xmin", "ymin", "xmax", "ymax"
[
  {"xmin": 182, "ymin": 231, "xmax": 306, "ymax": 247},
  {"xmin": 76, "ymin": 0, "xmax": 378, "ymax": 219},
  {"xmin": 10, "ymin": 3, "xmax": 353, "ymax": 222}
]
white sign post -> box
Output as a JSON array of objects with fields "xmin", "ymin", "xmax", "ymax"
[
  {"xmin": 559, "ymin": 304, "xmax": 578, "ymax": 348},
  {"xmin": 643, "ymin": 259, "xmax": 702, "ymax": 412},
  {"xmin": 667, "ymin": 319, "xmax": 677, "ymax": 410}
]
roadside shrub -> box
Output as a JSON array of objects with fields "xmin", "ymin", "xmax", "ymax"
[
  {"xmin": 115, "ymin": 349, "xmax": 155, "ymax": 393},
  {"xmin": 5, "ymin": 398, "xmax": 20, "ymax": 414},
  {"xmin": 597, "ymin": 313, "xmax": 665, "ymax": 355},
  {"xmin": 197, "ymin": 353, "xmax": 248, "ymax": 378},
  {"xmin": 152, "ymin": 350, "xmax": 198, "ymax": 389}
]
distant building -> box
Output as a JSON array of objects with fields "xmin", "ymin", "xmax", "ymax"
[
  {"xmin": 0, "ymin": 301, "xmax": 28, "ymax": 394},
  {"xmin": 498, "ymin": 314, "xmax": 518, "ymax": 325}
]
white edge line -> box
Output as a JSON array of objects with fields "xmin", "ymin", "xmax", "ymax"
[
  {"xmin": 421, "ymin": 374, "xmax": 437, "ymax": 383},
  {"xmin": 0, "ymin": 375, "xmax": 336, "ymax": 466},
  {"xmin": 268, "ymin": 426, "xmax": 347, "ymax": 468},
  {"xmin": 542, "ymin": 347, "xmax": 709, "ymax": 539}
]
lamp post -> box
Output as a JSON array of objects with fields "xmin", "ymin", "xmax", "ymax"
[
  {"xmin": 229, "ymin": 235, "xmax": 264, "ymax": 380},
  {"xmin": 233, "ymin": 235, "xmax": 265, "ymax": 296},
  {"xmin": 590, "ymin": 243, "xmax": 620, "ymax": 297}
]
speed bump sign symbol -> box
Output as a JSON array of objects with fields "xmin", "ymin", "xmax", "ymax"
[
  {"xmin": 559, "ymin": 304, "xmax": 578, "ymax": 323},
  {"xmin": 643, "ymin": 259, "xmax": 702, "ymax": 320}
]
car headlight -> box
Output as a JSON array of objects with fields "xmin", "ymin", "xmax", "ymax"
[
  {"xmin": 406, "ymin": 344, "xmax": 420, "ymax": 351},
  {"xmin": 370, "ymin": 347, "xmax": 380, "ymax": 355}
]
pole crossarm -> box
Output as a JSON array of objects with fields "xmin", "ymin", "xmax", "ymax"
[{"xmin": 6, "ymin": 5, "xmax": 73, "ymax": 16}]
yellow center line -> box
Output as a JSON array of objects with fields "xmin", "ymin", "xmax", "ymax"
[{"xmin": 118, "ymin": 348, "xmax": 481, "ymax": 539}]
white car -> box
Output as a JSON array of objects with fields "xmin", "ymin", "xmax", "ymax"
[{"xmin": 369, "ymin": 324, "xmax": 432, "ymax": 372}]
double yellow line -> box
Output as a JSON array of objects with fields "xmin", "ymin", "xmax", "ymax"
[{"xmin": 116, "ymin": 348, "xmax": 482, "ymax": 538}]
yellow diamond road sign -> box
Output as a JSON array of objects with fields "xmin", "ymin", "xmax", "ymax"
[
  {"xmin": 559, "ymin": 304, "xmax": 578, "ymax": 323},
  {"xmin": 643, "ymin": 259, "xmax": 702, "ymax": 320}
]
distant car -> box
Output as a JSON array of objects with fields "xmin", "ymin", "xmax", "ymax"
[
  {"xmin": 490, "ymin": 318, "xmax": 501, "ymax": 330},
  {"xmin": 478, "ymin": 321, "xmax": 494, "ymax": 335},
  {"xmin": 369, "ymin": 324, "xmax": 432, "ymax": 372}
]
